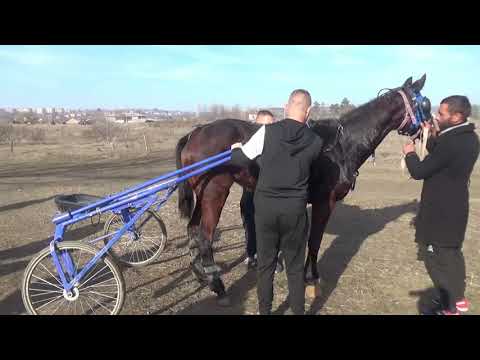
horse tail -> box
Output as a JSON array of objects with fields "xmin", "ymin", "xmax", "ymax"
[{"xmin": 176, "ymin": 132, "xmax": 195, "ymax": 219}]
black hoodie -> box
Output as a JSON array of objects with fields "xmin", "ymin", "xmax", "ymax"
[{"xmin": 231, "ymin": 118, "xmax": 324, "ymax": 214}]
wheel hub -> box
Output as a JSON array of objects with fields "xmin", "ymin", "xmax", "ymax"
[{"xmin": 63, "ymin": 287, "xmax": 79, "ymax": 301}]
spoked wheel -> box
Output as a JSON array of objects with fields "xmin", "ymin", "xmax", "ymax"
[
  {"xmin": 22, "ymin": 241, "xmax": 125, "ymax": 315},
  {"xmin": 103, "ymin": 209, "xmax": 167, "ymax": 267}
]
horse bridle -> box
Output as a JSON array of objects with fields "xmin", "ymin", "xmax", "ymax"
[
  {"xmin": 377, "ymin": 87, "xmax": 432, "ymax": 139},
  {"xmin": 396, "ymin": 89, "xmax": 432, "ymax": 139}
]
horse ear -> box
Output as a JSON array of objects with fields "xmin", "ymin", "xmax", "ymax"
[
  {"xmin": 402, "ymin": 77, "xmax": 413, "ymax": 88},
  {"xmin": 412, "ymin": 74, "xmax": 427, "ymax": 92}
]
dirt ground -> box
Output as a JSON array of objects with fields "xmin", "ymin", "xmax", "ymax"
[{"xmin": 1, "ymin": 123, "xmax": 479, "ymax": 315}]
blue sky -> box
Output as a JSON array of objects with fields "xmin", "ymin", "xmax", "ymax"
[{"xmin": 1, "ymin": 45, "xmax": 479, "ymax": 111}]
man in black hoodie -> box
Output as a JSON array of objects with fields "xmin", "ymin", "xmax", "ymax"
[
  {"xmin": 403, "ymin": 95, "xmax": 479, "ymax": 315},
  {"xmin": 230, "ymin": 89, "xmax": 324, "ymax": 315}
]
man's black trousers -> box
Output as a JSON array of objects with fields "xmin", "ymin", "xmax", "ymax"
[
  {"xmin": 420, "ymin": 244, "xmax": 466, "ymax": 311},
  {"xmin": 255, "ymin": 207, "xmax": 308, "ymax": 315}
]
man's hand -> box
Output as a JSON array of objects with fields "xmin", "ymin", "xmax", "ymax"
[
  {"xmin": 403, "ymin": 140, "xmax": 416, "ymax": 155},
  {"xmin": 231, "ymin": 142, "xmax": 242, "ymax": 150},
  {"xmin": 421, "ymin": 121, "xmax": 432, "ymax": 131},
  {"xmin": 423, "ymin": 119, "xmax": 438, "ymax": 138}
]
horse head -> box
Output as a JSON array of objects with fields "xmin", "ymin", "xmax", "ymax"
[{"xmin": 394, "ymin": 74, "xmax": 432, "ymax": 139}]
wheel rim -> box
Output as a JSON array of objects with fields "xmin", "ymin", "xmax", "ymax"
[
  {"xmin": 106, "ymin": 211, "xmax": 165, "ymax": 265},
  {"xmin": 25, "ymin": 245, "xmax": 122, "ymax": 315}
]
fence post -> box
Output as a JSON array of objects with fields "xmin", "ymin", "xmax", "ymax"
[
  {"xmin": 143, "ymin": 132, "xmax": 150, "ymax": 154},
  {"xmin": 10, "ymin": 123, "xmax": 14, "ymax": 153}
]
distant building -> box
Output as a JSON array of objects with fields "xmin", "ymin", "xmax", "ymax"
[
  {"xmin": 105, "ymin": 112, "xmax": 117, "ymax": 122},
  {"xmin": 105, "ymin": 111, "xmax": 148, "ymax": 124},
  {"xmin": 65, "ymin": 118, "xmax": 80, "ymax": 125},
  {"xmin": 124, "ymin": 112, "xmax": 146, "ymax": 123}
]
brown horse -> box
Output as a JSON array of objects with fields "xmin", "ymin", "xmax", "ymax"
[{"xmin": 175, "ymin": 74, "xmax": 429, "ymax": 302}]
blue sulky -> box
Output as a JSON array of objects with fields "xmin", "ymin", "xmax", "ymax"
[{"xmin": 21, "ymin": 150, "xmax": 232, "ymax": 315}]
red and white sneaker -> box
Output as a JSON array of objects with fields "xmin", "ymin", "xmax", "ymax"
[
  {"xmin": 432, "ymin": 298, "xmax": 469, "ymax": 313},
  {"xmin": 455, "ymin": 299, "xmax": 469, "ymax": 312}
]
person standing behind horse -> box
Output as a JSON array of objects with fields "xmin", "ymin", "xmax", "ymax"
[
  {"xmin": 230, "ymin": 89, "xmax": 324, "ymax": 315},
  {"xmin": 403, "ymin": 95, "xmax": 479, "ymax": 315},
  {"xmin": 241, "ymin": 110, "xmax": 275, "ymax": 269},
  {"xmin": 241, "ymin": 110, "xmax": 284, "ymax": 274}
]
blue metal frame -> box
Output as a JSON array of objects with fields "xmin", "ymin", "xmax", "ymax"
[{"xmin": 49, "ymin": 150, "xmax": 232, "ymax": 292}]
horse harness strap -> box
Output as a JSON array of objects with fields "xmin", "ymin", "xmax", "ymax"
[
  {"xmin": 397, "ymin": 90, "xmax": 416, "ymax": 134},
  {"xmin": 325, "ymin": 121, "xmax": 357, "ymax": 191},
  {"xmin": 351, "ymin": 170, "xmax": 359, "ymax": 191},
  {"xmin": 324, "ymin": 121, "xmax": 344, "ymax": 153}
]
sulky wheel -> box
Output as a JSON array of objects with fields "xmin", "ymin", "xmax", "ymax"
[
  {"xmin": 22, "ymin": 241, "xmax": 125, "ymax": 315},
  {"xmin": 103, "ymin": 209, "xmax": 167, "ymax": 267}
]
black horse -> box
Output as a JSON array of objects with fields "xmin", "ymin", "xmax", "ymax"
[{"xmin": 175, "ymin": 74, "xmax": 429, "ymax": 301}]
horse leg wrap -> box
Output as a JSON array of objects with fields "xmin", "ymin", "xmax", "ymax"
[
  {"xmin": 204, "ymin": 264, "xmax": 221, "ymax": 275},
  {"xmin": 190, "ymin": 248, "xmax": 208, "ymax": 284}
]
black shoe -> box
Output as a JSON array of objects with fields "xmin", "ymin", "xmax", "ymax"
[
  {"xmin": 420, "ymin": 305, "xmax": 443, "ymax": 315},
  {"xmin": 244, "ymin": 257, "xmax": 257, "ymax": 270},
  {"xmin": 419, "ymin": 297, "xmax": 446, "ymax": 315},
  {"xmin": 434, "ymin": 308, "xmax": 461, "ymax": 315}
]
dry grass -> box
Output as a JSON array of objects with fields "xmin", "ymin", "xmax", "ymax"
[
  {"xmin": 0, "ymin": 122, "xmax": 205, "ymax": 165},
  {"xmin": 0, "ymin": 122, "xmax": 479, "ymax": 315}
]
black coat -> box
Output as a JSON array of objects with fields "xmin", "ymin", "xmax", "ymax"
[{"xmin": 406, "ymin": 123, "xmax": 479, "ymax": 247}]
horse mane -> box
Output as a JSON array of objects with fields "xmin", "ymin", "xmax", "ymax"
[
  {"xmin": 308, "ymin": 89, "xmax": 402, "ymax": 184},
  {"xmin": 338, "ymin": 88, "xmax": 400, "ymax": 128},
  {"xmin": 309, "ymin": 118, "xmax": 342, "ymax": 139}
]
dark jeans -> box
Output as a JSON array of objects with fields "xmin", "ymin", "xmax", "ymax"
[
  {"xmin": 240, "ymin": 190, "xmax": 256, "ymax": 258},
  {"xmin": 255, "ymin": 207, "xmax": 308, "ymax": 315},
  {"xmin": 419, "ymin": 243, "xmax": 466, "ymax": 311}
]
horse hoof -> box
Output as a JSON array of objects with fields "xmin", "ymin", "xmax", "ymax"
[{"xmin": 217, "ymin": 295, "xmax": 232, "ymax": 307}]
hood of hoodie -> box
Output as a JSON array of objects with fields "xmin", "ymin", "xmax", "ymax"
[{"xmin": 280, "ymin": 118, "xmax": 312, "ymax": 156}]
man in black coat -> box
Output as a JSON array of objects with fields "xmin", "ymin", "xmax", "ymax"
[{"xmin": 403, "ymin": 95, "xmax": 479, "ymax": 315}]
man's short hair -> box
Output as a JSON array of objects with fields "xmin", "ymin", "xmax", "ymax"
[
  {"xmin": 441, "ymin": 95, "xmax": 471, "ymax": 119},
  {"xmin": 256, "ymin": 110, "xmax": 274, "ymax": 118},
  {"xmin": 288, "ymin": 89, "xmax": 312, "ymax": 108}
]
